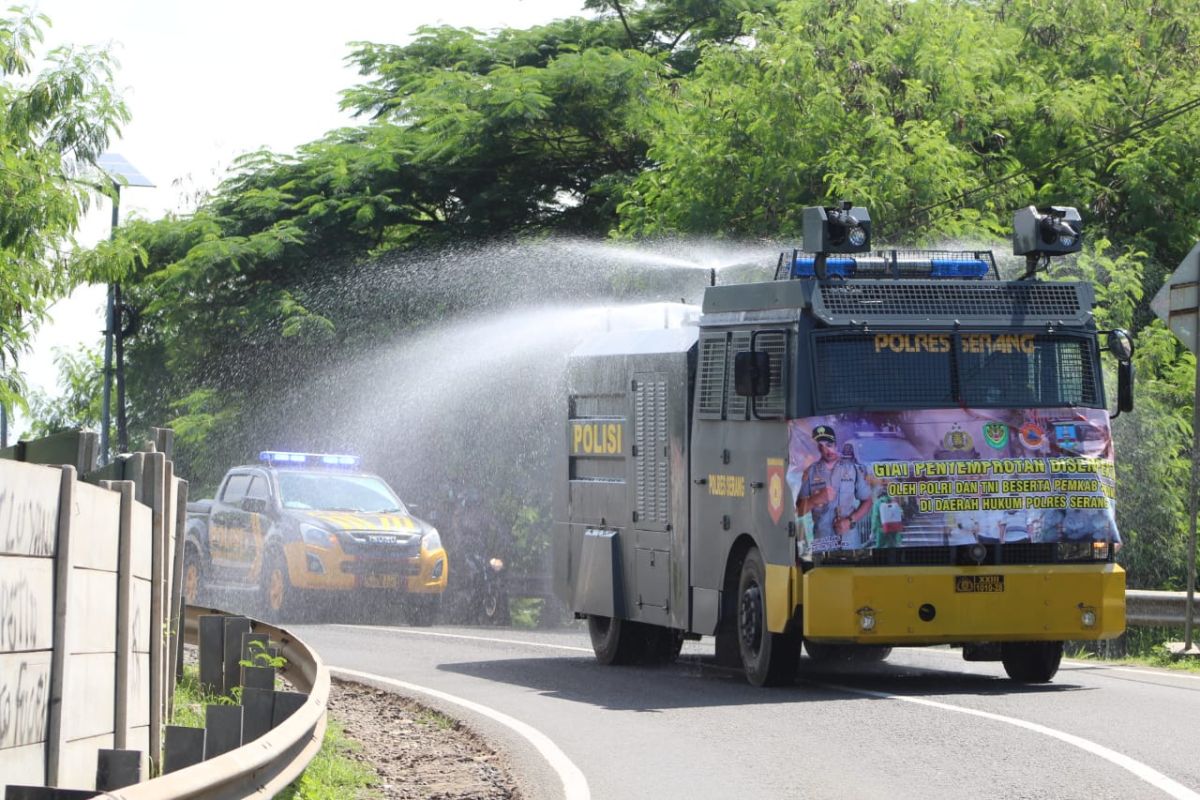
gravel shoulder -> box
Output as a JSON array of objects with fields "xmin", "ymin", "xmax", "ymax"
[{"xmin": 329, "ymin": 678, "xmax": 522, "ymax": 799}]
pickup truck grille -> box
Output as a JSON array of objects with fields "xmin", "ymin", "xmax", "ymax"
[{"xmin": 340, "ymin": 531, "xmax": 421, "ymax": 558}]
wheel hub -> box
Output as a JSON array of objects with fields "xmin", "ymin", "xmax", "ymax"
[{"xmin": 739, "ymin": 583, "xmax": 763, "ymax": 652}]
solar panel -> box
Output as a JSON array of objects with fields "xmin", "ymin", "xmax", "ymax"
[{"xmin": 96, "ymin": 152, "xmax": 155, "ymax": 187}]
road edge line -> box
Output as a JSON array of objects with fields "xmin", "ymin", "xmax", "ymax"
[{"xmin": 331, "ymin": 665, "xmax": 590, "ymax": 800}]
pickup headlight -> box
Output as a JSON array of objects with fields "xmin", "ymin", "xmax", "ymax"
[
  {"xmin": 301, "ymin": 523, "xmax": 336, "ymax": 548},
  {"xmin": 422, "ymin": 527, "xmax": 442, "ymax": 552}
]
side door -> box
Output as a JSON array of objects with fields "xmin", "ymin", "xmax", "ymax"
[{"xmin": 210, "ymin": 473, "xmax": 251, "ymax": 581}]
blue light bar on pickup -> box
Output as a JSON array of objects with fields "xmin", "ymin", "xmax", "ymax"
[
  {"xmin": 259, "ymin": 451, "xmax": 361, "ymax": 468},
  {"xmin": 788, "ymin": 251, "xmax": 994, "ymax": 280}
]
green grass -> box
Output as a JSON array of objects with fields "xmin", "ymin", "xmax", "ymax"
[
  {"xmin": 1067, "ymin": 628, "xmax": 1200, "ymax": 673},
  {"xmin": 509, "ymin": 597, "xmax": 542, "ymax": 629},
  {"xmin": 277, "ymin": 719, "xmax": 379, "ymax": 800},
  {"xmin": 170, "ymin": 665, "xmax": 382, "ymax": 798}
]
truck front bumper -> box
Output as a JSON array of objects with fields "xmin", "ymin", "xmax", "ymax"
[{"xmin": 799, "ymin": 563, "xmax": 1125, "ymax": 644}]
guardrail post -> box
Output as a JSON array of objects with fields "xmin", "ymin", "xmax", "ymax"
[
  {"xmin": 241, "ymin": 688, "xmax": 274, "ymax": 743},
  {"xmin": 161, "ymin": 726, "xmax": 204, "ymax": 774},
  {"xmin": 4, "ymin": 787, "xmax": 99, "ymax": 799},
  {"xmin": 203, "ymin": 706, "xmax": 243, "ymax": 759},
  {"xmin": 95, "ymin": 748, "xmax": 143, "ymax": 790},
  {"xmin": 271, "ymin": 691, "xmax": 307, "ymax": 726},
  {"xmin": 222, "ymin": 618, "xmax": 252, "ymax": 695},
  {"xmin": 142, "ymin": 451, "xmax": 166, "ymax": 771},
  {"xmin": 198, "ymin": 616, "xmax": 224, "ymax": 694},
  {"xmin": 114, "ymin": 482, "xmax": 135, "ymax": 750}
]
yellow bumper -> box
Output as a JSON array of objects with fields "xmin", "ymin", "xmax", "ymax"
[
  {"xmin": 284, "ymin": 542, "xmax": 448, "ymax": 594},
  {"xmin": 799, "ymin": 563, "xmax": 1125, "ymax": 644}
]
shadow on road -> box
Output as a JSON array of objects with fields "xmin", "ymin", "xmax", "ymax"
[{"xmin": 435, "ymin": 649, "xmax": 1089, "ymax": 712}]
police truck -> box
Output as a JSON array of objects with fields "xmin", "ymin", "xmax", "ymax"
[{"xmin": 553, "ymin": 204, "xmax": 1132, "ymax": 685}]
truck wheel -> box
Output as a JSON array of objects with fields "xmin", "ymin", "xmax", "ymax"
[
  {"xmin": 737, "ymin": 549, "xmax": 798, "ymax": 687},
  {"xmin": 1001, "ymin": 641, "xmax": 1063, "ymax": 683},
  {"xmin": 261, "ymin": 549, "xmax": 292, "ymax": 622},
  {"xmin": 182, "ymin": 544, "xmax": 205, "ymax": 606},
  {"xmin": 588, "ymin": 615, "xmax": 647, "ymax": 665}
]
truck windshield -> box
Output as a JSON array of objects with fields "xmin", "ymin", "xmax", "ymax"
[
  {"xmin": 813, "ymin": 332, "xmax": 1101, "ymax": 411},
  {"xmin": 276, "ymin": 471, "xmax": 407, "ymax": 514}
]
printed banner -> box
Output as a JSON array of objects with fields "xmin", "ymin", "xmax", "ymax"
[{"xmin": 786, "ymin": 408, "xmax": 1117, "ymax": 554}]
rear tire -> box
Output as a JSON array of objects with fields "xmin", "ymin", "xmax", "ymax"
[
  {"xmin": 737, "ymin": 549, "xmax": 799, "ymax": 687},
  {"xmin": 260, "ymin": 549, "xmax": 292, "ymax": 623},
  {"xmin": 182, "ymin": 544, "xmax": 206, "ymax": 606},
  {"xmin": 588, "ymin": 615, "xmax": 644, "ymax": 665},
  {"xmin": 1001, "ymin": 641, "xmax": 1063, "ymax": 683}
]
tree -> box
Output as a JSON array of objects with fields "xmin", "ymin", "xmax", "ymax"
[
  {"xmin": 0, "ymin": 8, "xmax": 135, "ymax": 414},
  {"xmin": 25, "ymin": 344, "xmax": 103, "ymax": 437}
]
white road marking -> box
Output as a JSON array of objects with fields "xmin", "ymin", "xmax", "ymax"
[
  {"xmin": 332, "ymin": 666, "xmax": 591, "ymax": 800},
  {"xmin": 816, "ymin": 680, "xmax": 1200, "ymax": 800},
  {"xmin": 334, "ymin": 623, "xmax": 595, "ymax": 653},
  {"xmin": 334, "ymin": 628, "xmax": 1199, "ymax": 797}
]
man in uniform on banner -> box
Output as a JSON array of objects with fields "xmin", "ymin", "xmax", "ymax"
[{"xmin": 796, "ymin": 425, "xmax": 872, "ymax": 551}]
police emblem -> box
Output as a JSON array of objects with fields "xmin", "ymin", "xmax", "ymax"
[
  {"xmin": 767, "ymin": 458, "xmax": 785, "ymax": 524},
  {"xmin": 942, "ymin": 426, "xmax": 974, "ymax": 452},
  {"xmin": 982, "ymin": 422, "xmax": 1009, "ymax": 449}
]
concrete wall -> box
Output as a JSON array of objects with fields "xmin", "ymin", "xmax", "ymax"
[{"xmin": 0, "ymin": 433, "xmax": 185, "ymax": 794}]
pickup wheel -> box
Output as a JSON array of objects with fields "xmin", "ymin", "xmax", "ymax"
[
  {"xmin": 261, "ymin": 549, "xmax": 292, "ymax": 622},
  {"xmin": 182, "ymin": 544, "xmax": 206, "ymax": 606},
  {"xmin": 1001, "ymin": 641, "xmax": 1063, "ymax": 683},
  {"xmin": 737, "ymin": 548, "xmax": 799, "ymax": 687}
]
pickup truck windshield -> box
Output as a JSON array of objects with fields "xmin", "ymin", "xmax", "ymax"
[
  {"xmin": 813, "ymin": 332, "xmax": 1101, "ymax": 411},
  {"xmin": 276, "ymin": 471, "xmax": 408, "ymax": 514}
]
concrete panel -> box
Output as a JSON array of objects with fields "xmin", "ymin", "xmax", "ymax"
[
  {"xmin": 130, "ymin": 579, "xmax": 152, "ymax": 656},
  {"xmin": 0, "ymin": 557, "xmax": 54, "ymax": 653},
  {"xmin": 125, "ymin": 724, "xmax": 150, "ymax": 757},
  {"xmin": 0, "ymin": 461, "xmax": 60, "ymax": 557},
  {"xmin": 58, "ymin": 731, "xmax": 115, "ymax": 790},
  {"xmin": 0, "ymin": 651, "xmax": 51, "ymax": 749},
  {"xmin": 70, "ymin": 483, "xmax": 120, "ymax": 571},
  {"xmin": 125, "ymin": 652, "xmax": 150, "ymax": 728},
  {"xmin": 68, "ymin": 569, "xmax": 117, "ymax": 654},
  {"xmin": 62, "ymin": 652, "xmax": 114, "ymax": 741},
  {"xmin": 0, "ymin": 740, "xmax": 46, "ymax": 792},
  {"xmin": 130, "ymin": 504, "xmax": 152, "ymax": 580}
]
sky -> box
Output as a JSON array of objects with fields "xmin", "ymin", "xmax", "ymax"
[{"xmin": 15, "ymin": 0, "xmax": 576, "ymax": 436}]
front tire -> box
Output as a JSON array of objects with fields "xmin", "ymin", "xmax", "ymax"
[
  {"xmin": 1001, "ymin": 641, "xmax": 1063, "ymax": 683},
  {"xmin": 737, "ymin": 549, "xmax": 799, "ymax": 687},
  {"xmin": 182, "ymin": 544, "xmax": 206, "ymax": 606}
]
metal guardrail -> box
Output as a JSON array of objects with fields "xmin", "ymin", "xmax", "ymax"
[
  {"xmin": 105, "ymin": 606, "xmax": 329, "ymax": 800},
  {"xmin": 1126, "ymin": 590, "xmax": 1199, "ymax": 628}
]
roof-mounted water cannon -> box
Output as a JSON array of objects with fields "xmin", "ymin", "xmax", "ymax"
[
  {"xmin": 1014, "ymin": 205, "xmax": 1082, "ymax": 277},
  {"xmin": 803, "ymin": 201, "xmax": 871, "ymax": 279}
]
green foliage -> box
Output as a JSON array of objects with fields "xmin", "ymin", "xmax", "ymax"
[
  {"xmin": 0, "ymin": 7, "xmax": 132, "ymax": 411},
  {"xmin": 25, "ymin": 343, "xmax": 103, "ymax": 437}
]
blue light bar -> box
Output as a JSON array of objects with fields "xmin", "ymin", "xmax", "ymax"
[
  {"xmin": 929, "ymin": 258, "xmax": 990, "ymax": 278},
  {"xmin": 259, "ymin": 451, "xmax": 361, "ymax": 468},
  {"xmin": 792, "ymin": 257, "xmax": 858, "ymax": 278}
]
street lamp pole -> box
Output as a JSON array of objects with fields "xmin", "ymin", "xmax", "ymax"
[{"xmin": 100, "ymin": 186, "xmax": 119, "ymax": 463}]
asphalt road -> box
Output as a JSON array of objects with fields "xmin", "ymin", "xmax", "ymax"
[{"xmin": 292, "ymin": 622, "xmax": 1200, "ymax": 800}]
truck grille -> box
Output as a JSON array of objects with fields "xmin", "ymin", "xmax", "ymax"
[
  {"xmin": 814, "ymin": 281, "xmax": 1090, "ymax": 325},
  {"xmin": 340, "ymin": 531, "xmax": 421, "ymax": 558}
]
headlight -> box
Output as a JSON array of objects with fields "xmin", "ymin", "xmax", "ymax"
[
  {"xmin": 301, "ymin": 523, "xmax": 335, "ymax": 548},
  {"xmin": 422, "ymin": 527, "xmax": 442, "ymax": 552}
]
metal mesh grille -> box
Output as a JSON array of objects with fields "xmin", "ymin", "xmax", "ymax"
[
  {"xmin": 634, "ymin": 374, "xmax": 670, "ymax": 529},
  {"xmin": 814, "ymin": 335, "xmax": 954, "ymax": 410},
  {"xmin": 697, "ymin": 334, "xmax": 726, "ymax": 418},
  {"xmin": 725, "ymin": 332, "xmax": 750, "ymax": 420},
  {"xmin": 815, "ymin": 282, "xmax": 1086, "ymax": 323},
  {"xmin": 756, "ymin": 331, "xmax": 787, "ymax": 418},
  {"xmin": 814, "ymin": 333, "xmax": 1102, "ymax": 411}
]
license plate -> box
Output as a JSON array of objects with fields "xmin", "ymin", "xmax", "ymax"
[
  {"xmin": 955, "ymin": 575, "xmax": 1004, "ymax": 593},
  {"xmin": 363, "ymin": 573, "xmax": 400, "ymax": 590}
]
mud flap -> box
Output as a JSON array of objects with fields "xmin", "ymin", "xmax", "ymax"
[{"xmin": 575, "ymin": 529, "xmax": 624, "ymax": 618}]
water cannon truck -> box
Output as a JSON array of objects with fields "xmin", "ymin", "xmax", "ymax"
[{"xmin": 553, "ymin": 204, "xmax": 1133, "ymax": 685}]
